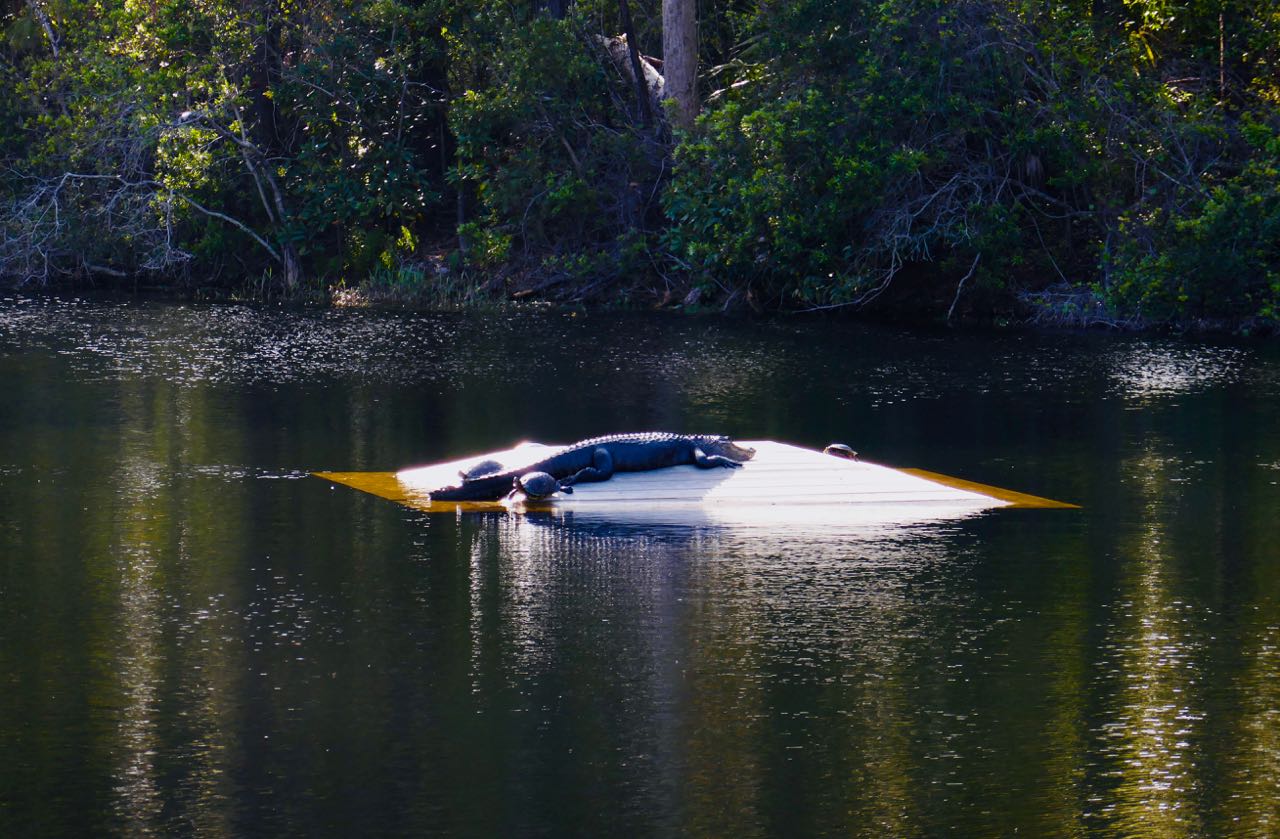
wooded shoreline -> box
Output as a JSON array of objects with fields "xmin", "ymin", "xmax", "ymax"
[{"xmin": 3, "ymin": 1, "xmax": 1279, "ymax": 333}]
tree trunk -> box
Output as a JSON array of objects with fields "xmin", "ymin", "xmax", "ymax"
[{"xmin": 662, "ymin": 0, "xmax": 697, "ymax": 129}]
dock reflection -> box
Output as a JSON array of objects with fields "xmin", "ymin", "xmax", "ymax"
[{"xmin": 454, "ymin": 508, "xmax": 980, "ymax": 835}]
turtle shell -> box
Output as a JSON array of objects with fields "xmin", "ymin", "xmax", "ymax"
[
  {"xmin": 516, "ymin": 471, "xmax": 562, "ymax": 499},
  {"xmin": 460, "ymin": 459, "xmax": 505, "ymax": 481},
  {"xmin": 822, "ymin": 443, "xmax": 858, "ymax": 460}
]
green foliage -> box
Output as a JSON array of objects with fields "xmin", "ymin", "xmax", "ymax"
[
  {"xmin": 446, "ymin": 3, "xmax": 663, "ymax": 293},
  {"xmin": 279, "ymin": 0, "xmax": 452, "ymax": 264},
  {"xmin": 1, "ymin": 0, "xmax": 1278, "ymax": 327},
  {"xmin": 663, "ymin": 0, "xmax": 1280, "ymax": 324},
  {"xmin": 1, "ymin": 0, "xmax": 452, "ymax": 290},
  {"xmin": 1112, "ymin": 129, "xmax": 1280, "ymax": 324},
  {"xmin": 665, "ymin": 0, "xmax": 1089, "ymax": 309}
]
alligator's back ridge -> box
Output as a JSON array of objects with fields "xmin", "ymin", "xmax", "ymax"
[{"xmin": 430, "ymin": 432, "xmax": 755, "ymax": 502}]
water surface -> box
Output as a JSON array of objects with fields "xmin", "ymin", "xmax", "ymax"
[{"xmin": 1, "ymin": 297, "xmax": 1278, "ymax": 837}]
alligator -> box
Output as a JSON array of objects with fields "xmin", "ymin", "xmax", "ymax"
[{"xmin": 429, "ymin": 432, "xmax": 757, "ymax": 502}]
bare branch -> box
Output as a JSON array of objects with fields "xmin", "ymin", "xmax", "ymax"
[
  {"xmin": 25, "ymin": 1, "xmax": 59, "ymax": 58},
  {"xmin": 170, "ymin": 192, "xmax": 281, "ymax": 261},
  {"xmin": 946, "ymin": 252, "xmax": 981, "ymax": 322}
]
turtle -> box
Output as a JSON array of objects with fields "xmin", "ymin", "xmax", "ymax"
[
  {"xmin": 823, "ymin": 443, "xmax": 859, "ymax": 460},
  {"xmin": 506, "ymin": 471, "xmax": 574, "ymax": 501},
  {"xmin": 459, "ymin": 459, "xmax": 505, "ymax": 482}
]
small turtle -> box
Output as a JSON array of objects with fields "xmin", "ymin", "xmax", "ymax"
[
  {"xmin": 459, "ymin": 459, "xmax": 505, "ymax": 482},
  {"xmin": 506, "ymin": 471, "xmax": 573, "ymax": 501},
  {"xmin": 823, "ymin": 443, "xmax": 859, "ymax": 460}
]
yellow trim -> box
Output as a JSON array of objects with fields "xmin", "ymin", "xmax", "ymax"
[
  {"xmin": 897, "ymin": 468, "xmax": 1079, "ymax": 509},
  {"xmin": 317, "ymin": 468, "xmax": 1079, "ymax": 512},
  {"xmin": 312, "ymin": 471, "xmax": 555, "ymax": 513}
]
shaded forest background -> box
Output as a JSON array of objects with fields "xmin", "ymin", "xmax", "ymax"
[{"xmin": 2, "ymin": 0, "xmax": 1279, "ymax": 328}]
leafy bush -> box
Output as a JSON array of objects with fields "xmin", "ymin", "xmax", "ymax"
[
  {"xmin": 664, "ymin": 0, "xmax": 1102, "ymax": 313},
  {"xmin": 664, "ymin": 0, "xmax": 1280, "ymax": 325},
  {"xmin": 1112, "ymin": 123, "xmax": 1280, "ymax": 325},
  {"xmin": 446, "ymin": 3, "xmax": 664, "ymax": 295},
  {"xmin": 4, "ymin": 0, "xmax": 1280, "ymax": 329}
]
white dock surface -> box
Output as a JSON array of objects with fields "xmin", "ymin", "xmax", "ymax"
[
  {"xmin": 397, "ymin": 440, "xmax": 1011, "ymax": 510},
  {"xmin": 315, "ymin": 439, "xmax": 1075, "ymax": 530}
]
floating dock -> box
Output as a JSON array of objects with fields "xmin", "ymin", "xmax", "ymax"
[{"xmin": 315, "ymin": 440, "xmax": 1076, "ymax": 525}]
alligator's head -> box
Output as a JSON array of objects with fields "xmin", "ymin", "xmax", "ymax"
[{"xmin": 704, "ymin": 436, "xmax": 756, "ymax": 462}]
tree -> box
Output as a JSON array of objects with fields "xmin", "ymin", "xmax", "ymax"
[{"xmin": 662, "ymin": 0, "xmax": 698, "ymax": 129}]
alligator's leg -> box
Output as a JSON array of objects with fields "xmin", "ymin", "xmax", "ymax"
[
  {"xmin": 561, "ymin": 447, "xmax": 615, "ymax": 486},
  {"xmin": 693, "ymin": 447, "xmax": 746, "ymax": 469}
]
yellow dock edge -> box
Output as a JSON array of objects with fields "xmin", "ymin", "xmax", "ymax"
[
  {"xmin": 898, "ymin": 468, "xmax": 1080, "ymax": 509},
  {"xmin": 314, "ymin": 471, "xmax": 488, "ymax": 511},
  {"xmin": 313, "ymin": 468, "xmax": 1079, "ymax": 512},
  {"xmin": 314, "ymin": 471, "xmax": 416, "ymax": 502},
  {"xmin": 313, "ymin": 472, "xmax": 548, "ymax": 513}
]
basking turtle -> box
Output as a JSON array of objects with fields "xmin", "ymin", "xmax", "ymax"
[
  {"xmin": 506, "ymin": 471, "xmax": 574, "ymax": 501},
  {"xmin": 823, "ymin": 443, "xmax": 858, "ymax": 460},
  {"xmin": 459, "ymin": 459, "xmax": 505, "ymax": 482}
]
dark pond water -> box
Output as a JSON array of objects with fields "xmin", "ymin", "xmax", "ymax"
[{"xmin": 2, "ymin": 296, "xmax": 1279, "ymax": 837}]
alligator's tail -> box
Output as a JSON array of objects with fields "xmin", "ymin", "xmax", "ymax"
[{"xmin": 430, "ymin": 474, "xmax": 516, "ymax": 502}]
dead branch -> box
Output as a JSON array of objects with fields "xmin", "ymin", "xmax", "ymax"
[
  {"xmin": 25, "ymin": 1, "xmax": 59, "ymax": 58},
  {"xmin": 946, "ymin": 252, "xmax": 981, "ymax": 322}
]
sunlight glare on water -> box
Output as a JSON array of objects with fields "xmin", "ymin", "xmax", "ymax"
[{"xmin": 1107, "ymin": 340, "xmax": 1251, "ymax": 402}]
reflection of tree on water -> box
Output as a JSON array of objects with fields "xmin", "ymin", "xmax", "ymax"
[
  {"xmin": 100, "ymin": 381, "xmax": 247, "ymax": 836},
  {"xmin": 1221, "ymin": 618, "xmax": 1280, "ymax": 835},
  {"xmin": 465, "ymin": 512, "xmax": 977, "ymax": 835},
  {"xmin": 1085, "ymin": 425, "xmax": 1280, "ymax": 836},
  {"xmin": 1082, "ymin": 373, "xmax": 1280, "ymax": 837},
  {"xmin": 1209, "ymin": 436, "xmax": 1280, "ymax": 836},
  {"xmin": 1093, "ymin": 448, "xmax": 1209, "ymax": 837},
  {"xmin": 105, "ymin": 414, "xmax": 166, "ymax": 831}
]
